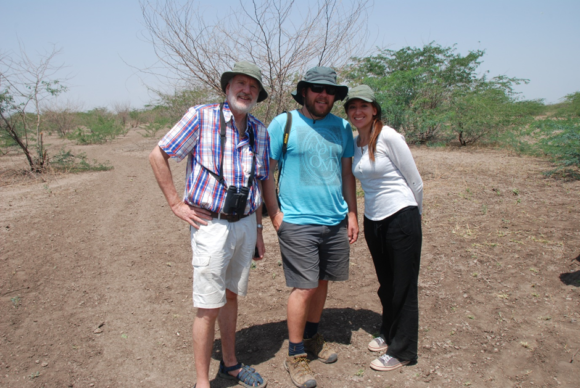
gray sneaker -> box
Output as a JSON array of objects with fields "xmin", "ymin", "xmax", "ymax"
[
  {"xmin": 284, "ymin": 353, "xmax": 316, "ymax": 388},
  {"xmin": 370, "ymin": 354, "xmax": 410, "ymax": 371}
]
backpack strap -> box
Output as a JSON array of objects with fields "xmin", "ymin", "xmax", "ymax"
[
  {"xmin": 281, "ymin": 110, "xmax": 292, "ymax": 157},
  {"xmin": 276, "ymin": 110, "xmax": 293, "ymax": 202}
]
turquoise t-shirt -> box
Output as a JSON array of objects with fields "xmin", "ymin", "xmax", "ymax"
[{"xmin": 268, "ymin": 110, "xmax": 354, "ymax": 225}]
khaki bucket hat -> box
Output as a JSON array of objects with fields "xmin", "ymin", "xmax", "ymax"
[
  {"xmin": 344, "ymin": 85, "xmax": 382, "ymax": 118},
  {"xmin": 221, "ymin": 61, "xmax": 268, "ymax": 102}
]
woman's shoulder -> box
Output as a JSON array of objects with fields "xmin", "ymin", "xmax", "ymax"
[{"xmin": 378, "ymin": 125, "xmax": 406, "ymax": 142}]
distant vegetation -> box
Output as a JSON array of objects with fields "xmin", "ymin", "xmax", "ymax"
[{"xmin": 1, "ymin": 42, "xmax": 579, "ymax": 178}]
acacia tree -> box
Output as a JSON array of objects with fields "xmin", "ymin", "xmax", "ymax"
[
  {"xmin": 345, "ymin": 42, "xmax": 534, "ymax": 144},
  {"xmin": 0, "ymin": 46, "xmax": 67, "ymax": 171},
  {"xmin": 345, "ymin": 43, "xmax": 485, "ymax": 142},
  {"xmin": 141, "ymin": 0, "xmax": 368, "ymax": 123}
]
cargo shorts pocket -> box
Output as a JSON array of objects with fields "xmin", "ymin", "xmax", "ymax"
[{"xmin": 192, "ymin": 254, "xmax": 211, "ymax": 267}]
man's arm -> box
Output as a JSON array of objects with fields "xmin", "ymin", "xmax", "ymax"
[
  {"xmin": 341, "ymin": 157, "xmax": 359, "ymax": 244},
  {"xmin": 261, "ymin": 158, "xmax": 284, "ymax": 231},
  {"xmin": 149, "ymin": 145, "xmax": 212, "ymax": 229}
]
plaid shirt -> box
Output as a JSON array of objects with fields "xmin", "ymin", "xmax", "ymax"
[{"xmin": 159, "ymin": 102, "xmax": 270, "ymax": 214}]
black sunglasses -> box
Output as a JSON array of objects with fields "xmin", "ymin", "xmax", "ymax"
[{"xmin": 309, "ymin": 84, "xmax": 337, "ymax": 96}]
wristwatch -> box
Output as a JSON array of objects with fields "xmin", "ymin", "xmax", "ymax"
[{"xmin": 256, "ymin": 224, "xmax": 263, "ymax": 229}]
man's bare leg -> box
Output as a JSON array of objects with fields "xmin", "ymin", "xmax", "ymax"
[
  {"xmin": 306, "ymin": 280, "xmax": 328, "ymax": 324},
  {"xmin": 192, "ymin": 308, "xmax": 220, "ymax": 388},
  {"xmin": 287, "ymin": 287, "xmax": 318, "ymax": 343},
  {"xmin": 217, "ymin": 289, "xmax": 242, "ymax": 376}
]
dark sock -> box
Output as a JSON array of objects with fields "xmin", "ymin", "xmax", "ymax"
[
  {"xmin": 303, "ymin": 321, "xmax": 319, "ymax": 340},
  {"xmin": 288, "ymin": 341, "xmax": 305, "ymax": 356}
]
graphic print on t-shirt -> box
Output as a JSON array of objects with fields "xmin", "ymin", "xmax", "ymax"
[{"xmin": 299, "ymin": 125, "xmax": 342, "ymax": 186}]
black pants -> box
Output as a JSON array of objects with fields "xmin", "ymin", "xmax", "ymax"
[{"xmin": 364, "ymin": 206, "xmax": 422, "ymax": 362}]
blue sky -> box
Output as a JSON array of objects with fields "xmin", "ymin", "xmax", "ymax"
[{"xmin": 2, "ymin": 0, "xmax": 579, "ymax": 110}]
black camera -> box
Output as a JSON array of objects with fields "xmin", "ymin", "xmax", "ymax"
[{"xmin": 223, "ymin": 185, "xmax": 250, "ymax": 214}]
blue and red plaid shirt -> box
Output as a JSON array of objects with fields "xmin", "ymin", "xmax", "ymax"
[{"xmin": 159, "ymin": 102, "xmax": 270, "ymax": 215}]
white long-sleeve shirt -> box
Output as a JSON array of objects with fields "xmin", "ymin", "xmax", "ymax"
[{"xmin": 352, "ymin": 126, "xmax": 423, "ymax": 221}]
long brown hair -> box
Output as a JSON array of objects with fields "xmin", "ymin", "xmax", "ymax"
[
  {"xmin": 368, "ymin": 115, "xmax": 383, "ymax": 161},
  {"xmin": 345, "ymin": 97, "xmax": 383, "ymax": 161}
]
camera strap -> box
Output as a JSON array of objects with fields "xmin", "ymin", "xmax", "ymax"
[{"xmin": 203, "ymin": 103, "xmax": 255, "ymax": 189}]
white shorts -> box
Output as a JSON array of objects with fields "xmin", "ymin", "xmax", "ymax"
[{"xmin": 190, "ymin": 213, "xmax": 257, "ymax": 309}]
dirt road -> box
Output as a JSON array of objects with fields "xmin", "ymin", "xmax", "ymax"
[{"xmin": 1, "ymin": 129, "xmax": 579, "ymax": 387}]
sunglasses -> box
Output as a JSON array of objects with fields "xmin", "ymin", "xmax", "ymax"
[{"xmin": 309, "ymin": 84, "xmax": 337, "ymax": 96}]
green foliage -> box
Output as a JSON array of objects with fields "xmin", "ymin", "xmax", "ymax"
[
  {"xmin": 50, "ymin": 149, "xmax": 113, "ymax": 173},
  {"xmin": 67, "ymin": 108, "xmax": 127, "ymax": 144},
  {"xmin": 136, "ymin": 87, "xmax": 217, "ymax": 137},
  {"xmin": 345, "ymin": 42, "xmax": 539, "ymax": 145},
  {"xmin": 449, "ymin": 83, "xmax": 536, "ymax": 145},
  {"xmin": 554, "ymin": 92, "xmax": 580, "ymax": 118},
  {"xmin": 534, "ymin": 118, "xmax": 580, "ymax": 178},
  {"xmin": 502, "ymin": 118, "xmax": 580, "ymax": 180}
]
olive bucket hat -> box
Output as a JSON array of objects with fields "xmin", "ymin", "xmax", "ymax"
[
  {"xmin": 291, "ymin": 66, "xmax": 349, "ymax": 105},
  {"xmin": 220, "ymin": 61, "xmax": 268, "ymax": 102},
  {"xmin": 344, "ymin": 84, "xmax": 382, "ymax": 118}
]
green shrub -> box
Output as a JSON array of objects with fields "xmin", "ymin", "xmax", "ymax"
[
  {"xmin": 555, "ymin": 92, "xmax": 580, "ymax": 118},
  {"xmin": 67, "ymin": 108, "xmax": 127, "ymax": 144},
  {"xmin": 535, "ymin": 118, "xmax": 580, "ymax": 178},
  {"xmin": 50, "ymin": 149, "xmax": 113, "ymax": 173},
  {"xmin": 503, "ymin": 118, "xmax": 580, "ymax": 179}
]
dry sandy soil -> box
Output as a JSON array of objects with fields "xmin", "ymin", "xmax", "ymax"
[{"xmin": 1, "ymin": 129, "xmax": 579, "ymax": 388}]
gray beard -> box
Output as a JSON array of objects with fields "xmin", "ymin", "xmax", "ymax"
[{"xmin": 228, "ymin": 94, "xmax": 257, "ymax": 115}]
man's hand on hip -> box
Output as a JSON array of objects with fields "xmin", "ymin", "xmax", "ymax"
[{"xmin": 172, "ymin": 201, "xmax": 212, "ymax": 229}]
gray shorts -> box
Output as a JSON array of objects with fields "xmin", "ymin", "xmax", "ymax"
[{"xmin": 277, "ymin": 218, "xmax": 350, "ymax": 289}]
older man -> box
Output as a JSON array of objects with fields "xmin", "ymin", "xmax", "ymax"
[
  {"xmin": 263, "ymin": 66, "xmax": 358, "ymax": 388},
  {"xmin": 149, "ymin": 62, "xmax": 270, "ymax": 388}
]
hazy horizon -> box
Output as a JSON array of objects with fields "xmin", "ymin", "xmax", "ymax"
[{"xmin": 2, "ymin": 0, "xmax": 579, "ymax": 110}]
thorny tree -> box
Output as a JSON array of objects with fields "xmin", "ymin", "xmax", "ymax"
[
  {"xmin": 141, "ymin": 0, "xmax": 369, "ymax": 123},
  {"xmin": 0, "ymin": 46, "xmax": 67, "ymax": 172}
]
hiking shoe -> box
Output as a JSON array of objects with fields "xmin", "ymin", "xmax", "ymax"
[
  {"xmin": 370, "ymin": 354, "xmax": 410, "ymax": 371},
  {"xmin": 304, "ymin": 333, "xmax": 337, "ymax": 364},
  {"xmin": 368, "ymin": 336, "xmax": 388, "ymax": 352},
  {"xmin": 284, "ymin": 353, "xmax": 316, "ymax": 388}
]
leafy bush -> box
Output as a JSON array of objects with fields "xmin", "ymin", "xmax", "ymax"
[
  {"xmin": 134, "ymin": 87, "xmax": 218, "ymax": 137},
  {"xmin": 503, "ymin": 118, "xmax": 580, "ymax": 180},
  {"xmin": 67, "ymin": 108, "xmax": 127, "ymax": 144},
  {"xmin": 554, "ymin": 92, "xmax": 580, "ymax": 118},
  {"xmin": 345, "ymin": 42, "xmax": 539, "ymax": 145},
  {"xmin": 534, "ymin": 118, "xmax": 580, "ymax": 178},
  {"xmin": 50, "ymin": 149, "xmax": 113, "ymax": 173}
]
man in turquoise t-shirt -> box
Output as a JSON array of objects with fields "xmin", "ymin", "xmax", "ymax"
[{"xmin": 262, "ymin": 67, "xmax": 359, "ymax": 388}]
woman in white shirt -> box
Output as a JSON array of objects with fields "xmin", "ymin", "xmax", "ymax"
[{"xmin": 345, "ymin": 85, "xmax": 423, "ymax": 372}]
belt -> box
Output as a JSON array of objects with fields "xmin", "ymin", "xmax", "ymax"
[{"xmin": 210, "ymin": 211, "xmax": 251, "ymax": 222}]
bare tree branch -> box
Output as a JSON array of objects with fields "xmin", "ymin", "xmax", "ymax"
[
  {"xmin": 141, "ymin": 0, "xmax": 369, "ymax": 123},
  {"xmin": 0, "ymin": 45, "xmax": 67, "ymax": 172}
]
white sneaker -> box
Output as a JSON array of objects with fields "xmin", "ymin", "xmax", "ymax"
[
  {"xmin": 367, "ymin": 336, "xmax": 388, "ymax": 352},
  {"xmin": 370, "ymin": 354, "xmax": 409, "ymax": 371}
]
